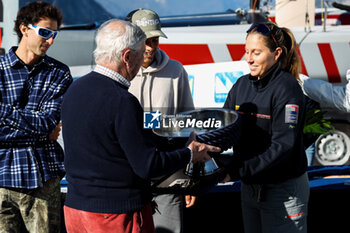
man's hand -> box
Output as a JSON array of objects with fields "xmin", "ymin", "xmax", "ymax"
[
  {"xmin": 49, "ymin": 123, "xmax": 61, "ymax": 141},
  {"xmin": 185, "ymin": 195, "xmax": 197, "ymax": 208},
  {"xmin": 187, "ymin": 131, "xmax": 221, "ymax": 163},
  {"xmin": 221, "ymin": 174, "xmax": 231, "ymax": 183}
]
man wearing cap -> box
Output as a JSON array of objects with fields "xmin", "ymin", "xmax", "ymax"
[{"xmin": 126, "ymin": 9, "xmax": 194, "ymax": 233}]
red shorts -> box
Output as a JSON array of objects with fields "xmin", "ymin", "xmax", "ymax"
[{"xmin": 64, "ymin": 204, "xmax": 155, "ymax": 233}]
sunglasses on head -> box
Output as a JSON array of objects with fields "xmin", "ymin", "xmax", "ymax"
[
  {"xmin": 28, "ymin": 24, "xmax": 58, "ymax": 40},
  {"xmin": 247, "ymin": 23, "xmax": 279, "ymax": 47}
]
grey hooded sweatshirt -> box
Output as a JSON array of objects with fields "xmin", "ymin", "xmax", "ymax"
[{"xmin": 129, "ymin": 49, "xmax": 194, "ymax": 115}]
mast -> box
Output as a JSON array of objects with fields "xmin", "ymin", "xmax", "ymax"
[{"xmin": 247, "ymin": 0, "xmax": 268, "ymax": 23}]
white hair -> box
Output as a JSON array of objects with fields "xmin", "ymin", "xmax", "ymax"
[{"xmin": 93, "ymin": 19, "xmax": 146, "ymax": 65}]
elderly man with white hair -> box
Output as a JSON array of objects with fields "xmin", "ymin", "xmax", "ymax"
[{"xmin": 61, "ymin": 19, "xmax": 219, "ymax": 233}]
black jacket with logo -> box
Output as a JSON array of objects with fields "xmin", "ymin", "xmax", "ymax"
[{"xmin": 224, "ymin": 64, "xmax": 307, "ymax": 184}]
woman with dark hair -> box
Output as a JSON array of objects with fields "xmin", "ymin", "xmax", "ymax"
[{"xmin": 223, "ymin": 22, "xmax": 309, "ymax": 233}]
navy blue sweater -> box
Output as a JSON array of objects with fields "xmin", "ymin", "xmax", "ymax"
[
  {"xmin": 224, "ymin": 64, "xmax": 307, "ymax": 184},
  {"xmin": 62, "ymin": 72, "xmax": 190, "ymax": 214}
]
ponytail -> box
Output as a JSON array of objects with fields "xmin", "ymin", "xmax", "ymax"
[{"xmin": 278, "ymin": 27, "xmax": 301, "ymax": 81}]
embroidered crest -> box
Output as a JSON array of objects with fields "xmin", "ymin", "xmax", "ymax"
[{"xmin": 285, "ymin": 104, "xmax": 299, "ymax": 124}]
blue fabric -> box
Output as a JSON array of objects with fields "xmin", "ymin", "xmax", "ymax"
[
  {"xmin": 307, "ymin": 165, "xmax": 350, "ymax": 177},
  {"xmin": 208, "ymin": 165, "xmax": 350, "ymax": 193},
  {"xmin": 305, "ymin": 143, "xmax": 315, "ymax": 166},
  {"xmin": 0, "ymin": 47, "xmax": 72, "ymax": 189}
]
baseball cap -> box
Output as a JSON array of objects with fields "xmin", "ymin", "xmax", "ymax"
[{"xmin": 128, "ymin": 9, "xmax": 167, "ymax": 39}]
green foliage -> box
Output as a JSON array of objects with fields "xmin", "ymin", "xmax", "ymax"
[{"xmin": 303, "ymin": 109, "xmax": 334, "ymax": 134}]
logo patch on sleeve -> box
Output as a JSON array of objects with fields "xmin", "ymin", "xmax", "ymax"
[{"xmin": 285, "ymin": 104, "xmax": 299, "ymax": 124}]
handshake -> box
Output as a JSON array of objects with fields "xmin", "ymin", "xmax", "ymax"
[{"xmin": 186, "ymin": 132, "xmax": 221, "ymax": 163}]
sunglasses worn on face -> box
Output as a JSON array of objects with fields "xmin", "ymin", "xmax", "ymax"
[
  {"xmin": 247, "ymin": 23, "xmax": 279, "ymax": 47},
  {"xmin": 28, "ymin": 24, "xmax": 58, "ymax": 39}
]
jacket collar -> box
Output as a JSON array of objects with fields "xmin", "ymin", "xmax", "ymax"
[
  {"xmin": 8, "ymin": 46, "xmax": 53, "ymax": 68},
  {"xmin": 248, "ymin": 63, "xmax": 281, "ymax": 90},
  {"xmin": 141, "ymin": 49, "xmax": 169, "ymax": 73}
]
